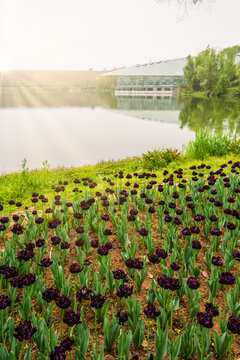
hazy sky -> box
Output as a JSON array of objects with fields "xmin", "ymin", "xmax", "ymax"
[{"xmin": 0, "ymin": 0, "xmax": 239, "ymax": 70}]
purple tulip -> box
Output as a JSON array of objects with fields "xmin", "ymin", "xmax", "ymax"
[
  {"xmin": 157, "ymin": 275, "xmax": 181, "ymax": 291},
  {"xmin": 187, "ymin": 277, "xmax": 200, "ymax": 290},
  {"xmin": 70, "ymin": 263, "xmax": 83, "ymax": 273},
  {"xmin": 42, "ymin": 288, "xmax": 60, "ymax": 303},
  {"xmin": 227, "ymin": 316, "xmax": 240, "ymax": 334},
  {"xmin": 205, "ymin": 303, "xmax": 219, "ymax": 317},
  {"xmin": 56, "ymin": 295, "xmax": 71, "ymax": 309},
  {"xmin": 39, "ymin": 258, "xmax": 53, "ymax": 267},
  {"xmin": 0, "ymin": 295, "xmax": 11, "ymax": 309},
  {"xmin": 113, "ymin": 270, "xmax": 128, "ymax": 281},
  {"xmin": 97, "ymin": 246, "xmax": 109, "ymax": 256},
  {"xmin": 36, "ymin": 238, "xmax": 45, "ymax": 247},
  {"xmin": 116, "ymin": 285, "xmax": 133, "ymax": 298},
  {"xmin": 11, "ymin": 223, "xmax": 24, "ymax": 235},
  {"xmin": 148, "ymin": 254, "xmax": 160, "ymax": 264},
  {"xmin": 219, "ymin": 272, "xmax": 236, "ymax": 285},
  {"xmin": 139, "ymin": 228, "xmax": 148, "ymax": 236},
  {"xmin": 14, "ymin": 320, "xmax": 36, "ymax": 341},
  {"xmin": 90, "ymin": 293, "xmax": 105, "ymax": 309},
  {"xmin": 212, "ymin": 256, "xmax": 223, "ymax": 267},
  {"xmin": 144, "ymin": 303, "xmax": 161, "ymax": 319},
  {"xmin": 117, "ymin": 310, "xmax": 129, "ymax": 324},
  {"xmin": 192, "ymin": 241, "xmax": 202, "ymax": 250},
  {"xmin": 3, "ymin": 266, "xmax": 18, "ymax": 279},
  {"xmin": 170, "ymin": 263, "xmax": 180, "ymax": 271},
  {"xmin": 61, "ymin": 242, "xmax": 70, "ymax": 249},
  {"xmin": 91, "ymin": 239, "xmax": 99, "ymax": 248},
  {"xmin": 50, "ymin": 346, "xmax": 66, "ymax": 360},
  {"xmin": 233, "ymin": 251, "xmax": 240, "ymax": 261},
  {"xmin": 156, "ymin": 249, "xmax": 168, "ymax": 259},
  {"xmin": 75, "ymin": 239, "xmax": 84, "ymax": 247},
  {"xmin": 76, "ymin": 286, "xmax": 92, "ymax": 301},
  {"xmin": 60, "ymin": 337, "xmax": 74, "ymax": 351},
  {"xmin": 63, "ymin": 310, "xmax": 81, "ymax": 326},
  {"xmin": 197, "ymin": 312, "xmax": 213, "ymax": 328},
  {"xmin": 51, "ymin": 236, "xmax": 61, "ymax": 245},
  {"xmin": 17, "ymin": 249, "xmax": 34, "ymax": 261}
]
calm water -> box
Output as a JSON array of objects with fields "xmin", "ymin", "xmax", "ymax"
[{"xmin": 0, "ymin": 89, "xmax": 239, "ymax": 174}]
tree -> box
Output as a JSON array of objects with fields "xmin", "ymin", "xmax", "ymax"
[
  {"xmin": 182, "ymin": 45, "xmax": 240, "ymax": 96},
  {"xmin": 183, "ymin": 55, "xmax": 199, "ymax": 91},
  {"xmin": 194, "ymin": 47, "xmax": 218, "ymax": 93},
  {"xmin": 217, "ymin": 46, "xmax": 239, "ymax": 94}
]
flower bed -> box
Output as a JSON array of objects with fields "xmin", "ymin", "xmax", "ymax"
[{"xmin": 0, "ymin": 159, "xmax": 240, "ymax": 359}]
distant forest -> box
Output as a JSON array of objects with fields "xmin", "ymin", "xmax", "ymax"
[{"xmin": 0, "ymin": 70, "xmax": 105, "ymax": 88}]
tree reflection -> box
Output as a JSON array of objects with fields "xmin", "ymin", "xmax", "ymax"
[{"xmin": 179, "ymin": 97, "xmax": 240, "ymax": 135}]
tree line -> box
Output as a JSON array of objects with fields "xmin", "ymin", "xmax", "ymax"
[{"xmin": 182, "ymin": 45, "xmax": 240, "ymax": 96}]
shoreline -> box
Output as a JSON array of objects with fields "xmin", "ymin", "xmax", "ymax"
[{"xmin": 0, "ymin": 151, "xmax": 239, "ymax": 215}]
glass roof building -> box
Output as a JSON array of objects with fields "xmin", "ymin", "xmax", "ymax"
[{"xmin": 105, "ymin": 57, "xmax": 187, "ymax": 96}]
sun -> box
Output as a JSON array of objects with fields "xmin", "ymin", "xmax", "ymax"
[{"xmin": 0, "ymin": 59, "xmax": 12, "ymax": 71}]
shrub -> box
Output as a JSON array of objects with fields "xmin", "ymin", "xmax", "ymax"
[{"xmin": 142, "ymin": 148, "xmax": 182, "ymax": 170}]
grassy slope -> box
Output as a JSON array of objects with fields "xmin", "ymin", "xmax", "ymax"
[{"xmin": 0, "ymin": 153, "xmax": 239, "ymax": 215}]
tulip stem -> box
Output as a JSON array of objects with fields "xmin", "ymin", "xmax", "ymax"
[
  {"xmin": 74, "ymin": 274, "xmax": 77, "ymax": 312},
  {"xmin": 147, "ymin": 318, "xmax": 150, "ymax": 360},
  {"xmin": 95, "ymin": 312, "xmax": 98, "ymax": 354},
  {"xmin": 170, "ymin": 291, "xmax": 174, "ymax": 359},
  {"xmin": 223, "ymin": 285, "xmax": 227, "ymax": 321},
  {"xmin": 200, "ymin": 326, "xmax": 204, "ymax": 360},
  {"xmin": 120, "ymin": 328, "xmax": 124, "ymax": 360},
  {"xmin": 49, "ymin": 302, "xmax": 53, "ymax": 327},
  {"xmin": 228, "ymin": 334, "xmax": 234, "ymax": 360},
  {"xmin": 19, "ymin": 341, "xmax": 24, "ymax": 360},
  {"xmin": 92, "ymin": 250, "xmax": 95, "ymax": 280},
  {"xmin": 60, "ymin": 310, "xmax": 64, "ymax": 341},
  {"xmin": 1, "ymin": 310, "xmax": 5, "ymax": 345}
]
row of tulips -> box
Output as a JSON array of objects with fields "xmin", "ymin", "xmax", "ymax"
[{"xmin": 0, "ymin": 160, "xmax": 240, "ymax": 359}]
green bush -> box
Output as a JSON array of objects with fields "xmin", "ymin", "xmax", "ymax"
[{"xmin": 142, "ymin": 148, "xmax": 182, "ymax": 170}]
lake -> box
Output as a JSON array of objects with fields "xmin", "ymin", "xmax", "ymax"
[{"xmin": 0, "ymin": 89, "xmax": 239, "ymax": 174}]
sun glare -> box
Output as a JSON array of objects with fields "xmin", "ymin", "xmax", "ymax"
[{"xmin": 0, "ymin": 60, "xmax": 12, "ymax": 71}]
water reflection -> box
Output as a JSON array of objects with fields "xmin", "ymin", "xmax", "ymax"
[
  {"xmin": 1, "ymin": 88, "xmax": 239, "ymax": 134},
  {"xmin": 0, "ymin": 88, "xmax": 239, "ymax": 173},
  {"xmin": 0, "ymin": 88, "xmax": 101, "ymax": 109},
  {"xmin": 178, "ymin": 97, "xmax": 240, "ymax": 135}
]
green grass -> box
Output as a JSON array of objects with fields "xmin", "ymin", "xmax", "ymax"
[
  {"xmin": 0, "ymin": 131, "xmax": 239, "ymax": 214},
  {"xmin": 184, "ymin": 131, "xmax": 240, "ymax": 160},
  {"xmin": 0, "ymin": 147, "xmax": 239, "ymax": 215}
]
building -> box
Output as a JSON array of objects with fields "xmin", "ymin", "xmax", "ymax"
[{"xmin": 105, "ymin": 57, "xmax": 187, "ymax": 96}]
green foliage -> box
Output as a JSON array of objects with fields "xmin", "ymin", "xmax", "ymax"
[
  {"xmin": 103, "ymin": 314, "xmax": 120, "ymax": 352},
  {"xmin": 117, "ymin": 330, "xmax": 132, "ymax": 360},
  {"xmin": 132, "ymin": 318, "xmax": 145, "ymax": 349},
  {"xmin": 184, "ymin": 131, "xmax": 235, "ymax": 159},
  {"xmin": 213, "ymin": 332, "xmax": 233, "ymax": 360},
  {"xmin": 155, "ymin": 320, "xmax": 168, "ymax": 360},
  {"xmin": 96, "ymin": 75, "xmax": 117, "ymax": 92},
  {"xmin": 142, "ymin": 148, "xmax": 182, "ymax": 170},
  {"xmin": 183, "ymin": 45, "xmax": 240, "ymax": 96}
]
